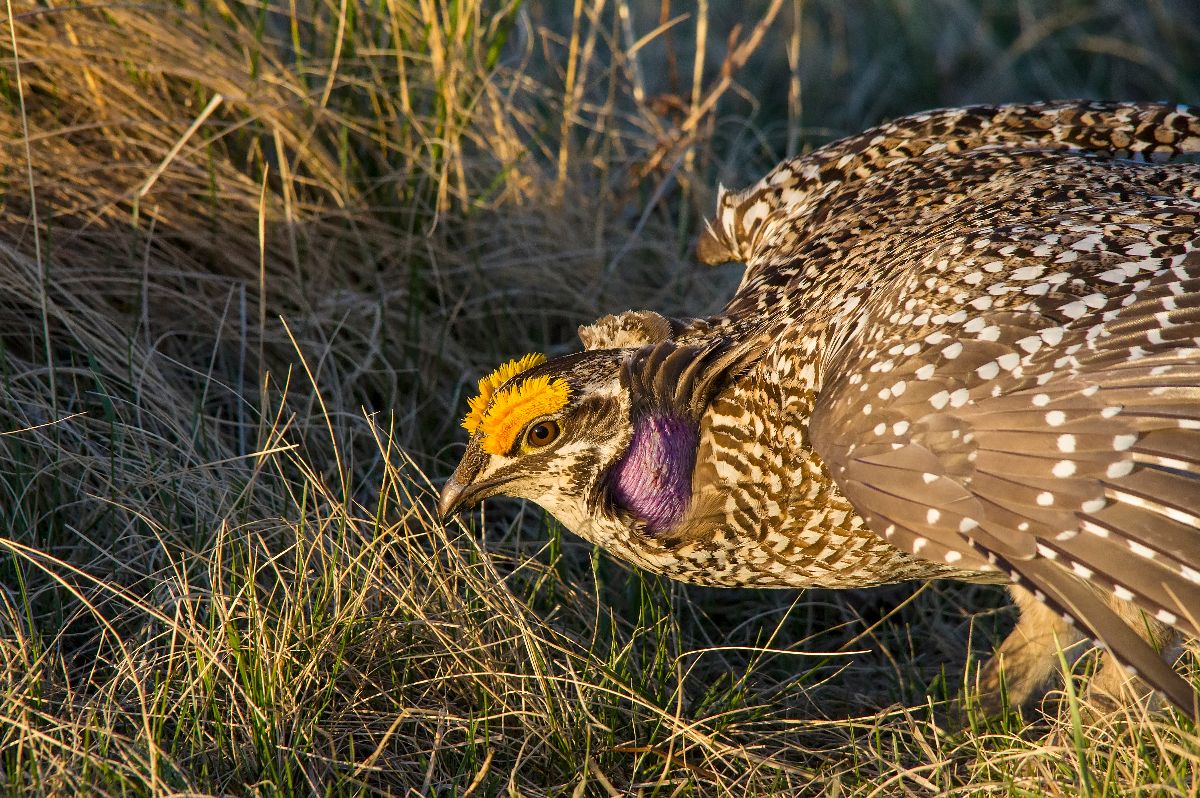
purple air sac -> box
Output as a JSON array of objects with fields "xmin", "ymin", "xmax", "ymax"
[{"xmin": 610, "ymin": 415, "xmax": 698, "ymax": 535}]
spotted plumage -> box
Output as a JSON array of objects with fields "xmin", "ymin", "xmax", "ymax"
[{"xmin": 441, "ymin": 101, "xmax": 1200, "ymax": 715}]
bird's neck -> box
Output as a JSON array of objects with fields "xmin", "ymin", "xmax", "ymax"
[{"xmin": 609, "ymin": 414, "xmax": 697, "ymax": 534}]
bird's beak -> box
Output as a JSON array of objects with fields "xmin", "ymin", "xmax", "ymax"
[
  {"xmin": 437, "ymin": 476, "xmax": 469, "ymax": 521},
  {"xmin": 437, "ymin": 470, "xmax": 518, "ymax": 522}
]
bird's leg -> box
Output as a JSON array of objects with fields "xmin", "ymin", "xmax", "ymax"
[
  {"xmin": 978, "ymin": 584, "xmax": 1182, "ymax": 717},
  {"xmin": 1083, "ymin": 598, "xmax": 1181, "ymax": 714},
  {"xmin": 977, "ymin": 584, "xmax": 1086, "ymax": 715}
]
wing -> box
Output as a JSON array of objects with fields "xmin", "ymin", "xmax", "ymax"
[
  {"xmin": 698, "ymin": 101, "xmax": 1200, "ymax": 276},
  {"xmin": 810, "ymin": 230, "xmax": 1200, "ymax": 714}
]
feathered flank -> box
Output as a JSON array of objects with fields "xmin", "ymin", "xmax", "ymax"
[
  {"xmin": 476, "ymin": 375, "xmax": 571, "ymax": 455},
  {"xmin": 462, "ymin": 353, "xmax": 547, "ymax": 434}
]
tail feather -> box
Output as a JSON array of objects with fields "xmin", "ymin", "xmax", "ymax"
[
  {"xmin": 1044, "ymin": 533, "xmax": 1200, "ymax": 640},
  {"xmin": 1106, "ymin": 468, "xmax": 1200, "ymax": 531},
  {"xmin": 1085, "ymin": 500, "xmax": 1200, "ymax": 569},
  {"xmin": 1014, "ymin": 557, "xmax": 1197, "ymax": 714},
  {"xmin": 807, "ymin": 144, "xmax": 1200, "ymax": 713}
]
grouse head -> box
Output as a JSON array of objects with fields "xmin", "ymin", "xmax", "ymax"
[{"xmin": 438, "ymin": 340, "xmax": 739, "ymax": 571}]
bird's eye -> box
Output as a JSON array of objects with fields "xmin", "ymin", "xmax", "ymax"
[{"xmin": 525, "ymin": 420, "xmax": 561, "ymax": 448}]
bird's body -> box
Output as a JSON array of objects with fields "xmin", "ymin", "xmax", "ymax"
[{"xmin": 441, "ymin": 102, "xmax": 1200, "ymax": 714}]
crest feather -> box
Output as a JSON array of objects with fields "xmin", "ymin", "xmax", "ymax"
[
  {"xmin": 477, "ymin": 375, "xmax": 571, "ymax": 455},
  {"xmin": 462, "ymin": 353, "xmax": 571, "ymax": 455},
  {"xmin": 462, "ymin": 353, "xmax": 546, "ymax": 434}
]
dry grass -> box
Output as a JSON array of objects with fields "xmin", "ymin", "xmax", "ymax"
[{"xmin": 0, "ymin": 0, "xmax": 1198, "ymax": 794}]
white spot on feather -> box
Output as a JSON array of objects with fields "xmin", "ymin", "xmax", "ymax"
[
  {"xmin": 1060, "ymin": 300, "xmax": 1088, "ymax": 319},
  {"xmin": 997, "ymin": 352, "xmax": 1021, "ymax": 371},
  {"xmin": 1112, "ymin": 434, "xmax": 1137, "ymax": 451},
  {"xmin": 1040, "ymin": 327, "xmax": 1065, "ymax": 346},
  {"xmin": 1129, "ymin": 540, "xmax": 1156, "ymax": 559},
  {"xmin": 1052, "ymin": 460, "xmax": 1076, "ymax": 478},
  {"xmin": 741, "ymin": 199, "xmax": 770, "ymax": 229},
  {"xmin": 1106, "ymin": 460, "xmax": 1134, "ymax": 479},
  {"xmin": 1017, "ymin": 335, "xmax": 1042, "ymax": 354}
]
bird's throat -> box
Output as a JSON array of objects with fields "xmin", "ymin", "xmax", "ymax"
[{"xmin": 610, "ymin": 414, "xmax": 697, "ymax": 534}]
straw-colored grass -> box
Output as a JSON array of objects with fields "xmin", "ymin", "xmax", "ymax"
[{"xmin": 0, "ymin": 0, "xmax": 1198, "ymax": 794}]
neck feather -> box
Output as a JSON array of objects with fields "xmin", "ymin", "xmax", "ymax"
[{"xmin": 610, "ymin": 414, "xmax": 697, "ymax": 534}]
